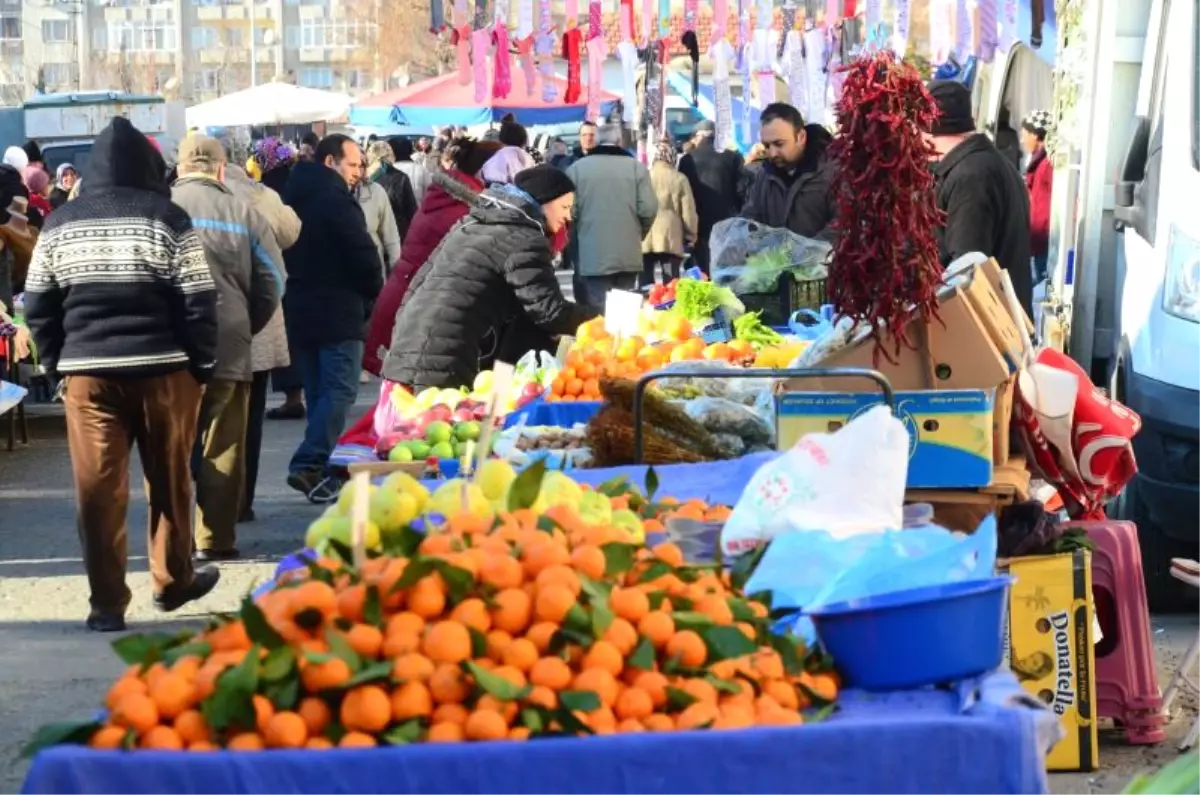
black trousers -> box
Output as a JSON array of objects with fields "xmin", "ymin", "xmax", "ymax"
[
  {"xmin": 243, "ymin": 370, "xmax": 270, "ymax": 513},
  {"xmin": 641, "ymin": 253, "xmax": 684, "ymax": 286}
]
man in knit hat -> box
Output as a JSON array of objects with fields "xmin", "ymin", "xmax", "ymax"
[
  {"xmin": 927, "ymin": 80, "xmax": 1033, "ymax": 316},
  {"xmin": 382, "ymin": 164, "xmax": 594, "ymax": 390},
  {"xmin": 1020, "ymin": 110, "xmax": 1054, "ymax": 283}
]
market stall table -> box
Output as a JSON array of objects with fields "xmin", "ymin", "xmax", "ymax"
[{"xmin": 22, "ymin": 672, "xmax": 1051, "ymax": 794}]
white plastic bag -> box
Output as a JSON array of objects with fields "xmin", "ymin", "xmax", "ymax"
[
  {"xmin": 720, "ymin": 405, "xmax": 909, "ymax": 557},
  {"xmin": 0, "ymin": 380, "xmax": 27, "ymax": 416}
]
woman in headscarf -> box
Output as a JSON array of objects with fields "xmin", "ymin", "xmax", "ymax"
[
  {"xmin": 22, "ymin": 166, "xmax": 53, "ymax": 224},
  {"xmin": 642, "ymin": 138, "xmax": 698, "ymax": 284},
  {"xmin": 365, "ymin": 140, "xmax": 418, "ymax": 242},
  {"xmin": 355, "ymin": 152, "xmax": 402, "ymax": 277},
  {"xmin": 389, "ymin": 137, "xmax": 433, "ymax": 205},
  {"xmin": 49, "ymin": 163, "xmax": 77, "ymax": 209}
]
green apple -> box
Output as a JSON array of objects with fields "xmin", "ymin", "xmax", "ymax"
[
  {"xmin": 454, "ymin": 420, "xmax": 482, "ymax": 441},
  {"xmin": 425, "ymin": 420, "xmax": 453, "ymax": 445},
  {"xmin": 430, "ymin": 441, "xmax": 455, "ymax": 460},
  {"xmin": 388, "ymin": 444, "xmax": 414, "ymax": 462},
  {"xmin": 409, "ymin": 441, "xmax": 431, "ymax": 459}
]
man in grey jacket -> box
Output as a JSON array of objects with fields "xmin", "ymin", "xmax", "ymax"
[
  {"xmin": 566, "ymin": 124, "xmax": 657, "ymax": 308},
  {"xmin": 171, "ymin": 134, "xmax": 282, "ymax": 560}
]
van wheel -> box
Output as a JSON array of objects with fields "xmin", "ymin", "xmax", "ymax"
[{"xmin": 1110, "ymin": 478, "xmax": 1196, "ymax": 613}]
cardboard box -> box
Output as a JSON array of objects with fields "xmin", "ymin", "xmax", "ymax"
[
  {"xmin": 951, "ymin": 258, "xmax": 1029, "ymax": 371},
  {"xmin": 1002, "ymin": 551, "xmax": 1098, "ymax": 772},
  {"xmin": 993, "ymin": 376, "xmax": 1016, "ymax": 465},
  {"xmin": 777, "ymin": 388, "xmax": 994, "ymax": 488}
]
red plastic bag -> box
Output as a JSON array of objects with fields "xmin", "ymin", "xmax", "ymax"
[{"xmin": 1013, "ymin": 349, "xmax": 1141, "ymax": 519}]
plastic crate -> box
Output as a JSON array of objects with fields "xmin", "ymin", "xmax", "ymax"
[{"xmin": 737, "ymin": 275, "xmax": 828, "ymax": 327}]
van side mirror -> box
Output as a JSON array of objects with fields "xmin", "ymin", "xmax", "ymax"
[{"xmin": 1113, "ymin": 116, "xmax": 1156, "ymax": 241}]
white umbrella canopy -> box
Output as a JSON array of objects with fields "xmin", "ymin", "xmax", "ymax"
[{"xmin": 185, "ymin": 82, "xmax": 353, "ymax": 128}]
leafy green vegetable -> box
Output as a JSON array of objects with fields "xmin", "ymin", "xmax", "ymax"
[{"xmin": 675, "ymin": 279, "xmax": 745, "ymax": 322}]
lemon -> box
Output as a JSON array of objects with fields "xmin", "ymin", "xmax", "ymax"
[
  {"xmin": 611, "ymin": 509, "xmax": 646, "ymax": 544},
  {"xmin": 429, "ymin": 479, "xmax": 494, "ymax": 522},
  {"xmin": 533, "ymin": 470, "xmax": 584, "ymax": 513},
  {"xmin": 578, "ymin": 490, "xmax": 613, "ymax": 525},
  {"xmin": 369, "ymin": 489, "xmax": 420, "ymax": 533},
  {"xmin": 336, "ymin": 480, "xmax": 375, "ymax": 516},
  {"xmin": 381, "ymin": 470, "xmax": 430, "ymax": 513},
  {"xmin": 477, "ymin": 459, "xmax": 517, "ymax": 503}
]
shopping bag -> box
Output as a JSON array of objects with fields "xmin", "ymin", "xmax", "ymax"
[
  {"xmin": 0, "ymin": 379, "xmax": 26, "ymax": 415},
  {"xmin": 720, "ymin": 405, "xmax": 909, "ymax": 557}
]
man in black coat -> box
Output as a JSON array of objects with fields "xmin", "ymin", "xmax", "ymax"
[
  {"xmin": 741, "ymin": 103, "xmax": 837, "ymax": 242},
  {"xmin": 927, "ymin": 81, "xmax": 1033, "ymax": 317},
  {"xmin": 678, "ymin": 120, "xmax": 744, "ymax": 272},
  {"xmin": 282, "ymin": 134, "xmax": 383, "ymax": 503}
]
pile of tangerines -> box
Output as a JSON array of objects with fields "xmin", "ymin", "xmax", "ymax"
[
  {"xmin": 546, "ymin": 318, "xmax": 757, "ymax": 402},
  {"xmin": 31, "ymin": 498, "xmax": 835, "ymax": 755}
]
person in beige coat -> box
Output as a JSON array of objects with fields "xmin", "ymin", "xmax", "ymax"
[
  {"xmin": 641, "ymin": 139, "xmax": 699, "ymax": 284},
  {"xmin": 224, "ymin": 164, "xmax": 301, "ymax": 522}
]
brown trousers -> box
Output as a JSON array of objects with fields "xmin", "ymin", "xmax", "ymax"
[
  {"xmin": 64, "ymin": 370, "xmax": 202, "ymax": 616},
  {"xmin": 194, "ymin": 379, "xmax": 250, "ymax": 552}
]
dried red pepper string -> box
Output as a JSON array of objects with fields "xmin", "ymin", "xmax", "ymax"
[{"xmin": 827, "ymin": 51, "xmax": 947, "ymax": 365}]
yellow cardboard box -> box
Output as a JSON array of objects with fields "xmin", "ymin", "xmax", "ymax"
[{"xmin": 1002, "ymin": 551, "xmax": 1098, "ymax": 771}]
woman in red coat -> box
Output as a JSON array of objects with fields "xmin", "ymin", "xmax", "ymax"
[
  {"xmin": 362, "ymin": 138, "xmax": 504, "ymax": 376},
  {"xmin": 1021, "ymin": 110, "xmax": 1054, "ymax": 284}
]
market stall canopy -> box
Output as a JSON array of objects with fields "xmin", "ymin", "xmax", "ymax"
[
  {"xmin": 349, "ymin": 73, "xmax": 619, "ymax": 127},
  {"xmin": 185, "ymin": 83, "xmax": 354, "ymax": 128}
]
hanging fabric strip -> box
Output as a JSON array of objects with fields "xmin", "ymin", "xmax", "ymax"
[
  {"xmin": 755, "ymin": 0, "xmax": 772, "ymax": 31},
  {"xmin": 738, "ymin": 41, "xmax": 752, "ymax": 143},
  {"xmin": 657, "ymin": 39, "xmax": 669, "ymax": 131},
  {"xmin": 803, "ymin": 26, "xmax": 825, "ymax": 125},
  {"xmin": 864, "ymin": 0, "xmax": 882, "ymax": 44},
  {"xmin": 711, "ymin": 38, "xmax": 735, "ymax": 149},
  {"xmin": 516, "ymin": 0, "xmax": 533, "ymax": 38},
  {"xmin": 642, "ymin": 40, "xmax": 663, "ymax": 137},
  {"xmin": 453, "ymin": 0, "xmax": 472, "ymax": 84},
  {"xmin": 954, "ymin": 0, "xmax": 972, "ymax": 58},
  {"xmin": 997, "ymin": 0, "xmax": 1016, "ymax": 52},
  {"xmin": 778, "ymin": 2, "xmax": 796, "ymax": 58},
  {"xmin": 929, "ymin": 0, "xmax": 952, "ymax": 64},
  {"xmin": 843, "ymin": 0, "xmax": 856, "ymax": 15},
  {"xmin": 755, "ymin": 69, "xmax": 775, "ymax": 106},
  {"xmin": 977, "ymin": 0, "xmax": 997, "ymax": 62},
  {"xmin": 619, "ymin": 0, "xmax": 633, "ymax": 40},
  {"xmin": 517, "ymin": 35, "xmax": 537, "ymax": 95},
  {"xmin": 737, "ymin": 4, "xmax": 750, "ymax": 54},
  {"xmin": 585, "ymin": 35, "xmax": 607, "ymax": 121},
  {"xmin": 892, "ymin": 0, "xmax": 910, "ymax": 54},
  {"xmin": 492, "ymin": 23, "xmax": 512, "ymax": 99},
  {"xmin": 784, "ymin": 29, "xmax": 806, "ymax": 117},
  {"xmin": 825, "ymin": 0, "xmax": 839, "ymax": 23},
  {"xmin": 617, "ymin": 39, "xmax": 638, "ymax": 122},
  {"xmin": 563, "ymin": 28, "xmax": 584, "ymax": 103},
  {"xmin": 474, "ymin": 0, "xmax": 488, "ymax": 30},
  {"xmin": 431, "ymin": 0, "xmax": 446, "ymax": 32},
  {"xmin": 658, "ymin": 0, "xmax": 671, "ymax": 38},
  {"xmin": 471, "ymin": 28, "xmax": 490, "ymax": 102},
  {"xmin": 640, "ymin": 0, "xmax": 653, "ymax": 45},
  {"xmin": 589, "ymin": 0, "xmax": 602, "ymax": 33},
  {"xmin": 684, "ymin": 0, "xmax": 698, "ymax": 31},
  {"xmin": 711, "ymin": 0, "xmax": 728, "ymax": 45}
]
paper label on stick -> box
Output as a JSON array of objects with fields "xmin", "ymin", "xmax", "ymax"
[
  {"xmin": 470, "ymin": 362, "xmax": 513, "ymax": 482},
  {"xmin": 604, "ymin": 289, "xmax": 644, "ymax": 339}
]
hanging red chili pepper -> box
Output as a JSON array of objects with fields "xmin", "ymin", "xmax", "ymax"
[{"xmin": 827, "ymin": 50, "xmax": 946, "ymax": 363}]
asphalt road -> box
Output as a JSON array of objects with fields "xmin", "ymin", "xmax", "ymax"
[{"xmin": 0, "ymin": 384, "xmax": 1195, "ymax": 793}]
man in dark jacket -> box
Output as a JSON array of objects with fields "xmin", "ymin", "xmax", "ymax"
[
  {"xmin": 23, "ymin": 117, "xmax": 220, "ymax": 631},
  {"xmin": 283, "ymin": 133, "xmax": 383, "ymax": 503},
  {"xmin": 678, "ymin": 120, "xmax": 744, "ymax": 272},
  {"xmin": 171, "ymin": 134, "xmax": 282, "ymax": 559},
  {"xmin": 928, "ymin": 81, "xmax": 1033, "ymax": 316},
  {"xmin": 382, "ymin": 165, "xmax": 594, "ymax": 389},
  {"xmin": 741, "ymin": 103, "xmax": 836, "ymax": 241}
]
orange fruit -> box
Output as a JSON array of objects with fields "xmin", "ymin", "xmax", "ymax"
[
  {"xmin": 571, "ymin": 668, "xmax": 619, "ymax": 707},
  {"xmin": 427, "ymin": 722, "xmax": 465, "ymax": 742},
  {"xmin": 423, "ymin": 621, "xmax": 472, "ymax": 664},
  {"xmin": 535, "ymin": 564, "xmax": 581, "ymax": 597},
  {"xmin": 610, "ymin": 587, "xmax": 650, "ymax": 623},
  {"xmin": 173, "ymin": 709, "xmax": 210, "ymax": 745},
  {"xmin": 393, "ymin": 652, "xmax": 435, "ymax": 683},
  {"xmin": 569, "ymin": 545, "xmax": 607, "ymax": 580},
  {"xmin": 665, "ymin": 630, "xmax": 707, "ymax": 667},
  {"xmin": 525, "ymin": 621, "xmax": 559, "ymax": 653},
  {"xmin": 301, "ymin": 658, "xmax": 352, "ymax": 692},
  {"xmin": 509, "ymin": 726, "xmax": 531, "ymax": 741},
  {"xmin": 263, "ymin": 711, "xmax": 308, "ymax": 749},
  {"xmin": 601, "ymin": 617, "xmax": 638, "ymax": 656},
  {"xmin": 391, "ymin": 680, "xmax": 434, "ymax": 721},
  {"xmin": 528, "ymin": 656, "xmax": 573, "ymax": 691},
  {"xmin": 680, "ymin": 678, "xmax": 718, "ymax": 706},
  {"xmin": 345, "ymin": 624, "xmax": 384, "ymax": 659},
  {"xmin": 304, "ymin": 737, "xmax": 334, "ymax": 750},
  {"xmin": 485, "ymin": 629, "xmax": 513, "ymax": 662},
  {"xmin": 614, "ymin": 687, "xmax": 654, "ymax": 721},
  {"xmin": 676, "ymin": 701, "xmax": 720, "ymax": 730},
  {"xmin": 481, "ymin": 556, "xmax": 525, "ymax": 590},
  {"xmin": 582, "ymin": 640, "xmax": 624, "ymax": 677},
  {"xmin": 714, "ymin": 702, "xmax": 756, "ymax": 730},
  {"xmin": 632, "ymin": 671, "xmax": 670, "ymax": 708},
  {"xmin": 534, "ymin": 583, "xmax": 576, "ymax": 623},
  {"xmin": 694, "ymin": 595, "xmax": 734, "ymax": 626},
  {"xmin": 464, "ymin": 709, "xmax": 508, "ymax": 741},
  {"xmin": 490, "ymin": 589, "xmax": 532, "ymax": 635},
  {"xmin": 651, "ymin": 542, "xmax": 685, "ymax": 567},
  {"xmin": 643, "ymin": 713, "xmax": 676, "ymax": 732},
  {"xmin": 226, "ymin": 732, "xmax": 265, "ymax": 751},
  {"xmin": 89, "ymin": 724, "xmax": 127, "ymax": 750},
  {"xmin": 803, "ymin": 671, "xmax": 839, "ymax": 702},
  {"xmin": 501, "ymin": 637, "xmax": 539, "ymax": 672},
  {"xmin": 764, "ymin": 679, "xmax": 800, "ymax": 711},
  {"xmin": 449, "ymin": 598, "xmax": 492, "ymax": 633},
  {"xmin": 381, "ymin": 631, "xmax": 422, "ymax": 658},
  {"xmin": 105, "ymin": 676, "xmax": 148, "ymax": 711},
  {"xmin": 637, "ymin": 611, "xmax": 675, "ymax": 649},
  {"xmin": 338, "ymin": 685, "xmax": 390, "ymax": 733},
  {"xmin": 292, "ymin": 580, "xmax": 338, "ymax": 621},
  {"xmin": 188, "ymin": 740, "xmax": 219, "ymax": 751},
  {"xmin": 407, "ymin": 577, "xmax": 447, "ymax": 619},
  {"xmin": 428, "ymin": 663, "xmax": 470, "ymax": 704},
  {"xmin": 526, "ymin": 685, "xmax": 558, "ymax": 709},
  {"xmin": 138, "ymin": 725, "xmax": 183, "ymax": 750},
  {"xmin": 338, "ymin": 731, "xmax": 378, "ymax": 748},
  {"xmin": 147, "ymin": 672, "xmax": 195, "ymax": 720},
  {"xmin": 297, "ymin": 697, "xmax": 332, "ymax": 736},
  {"xmin": 565, "ymin": 378, "xmax": 584, "ymax": 397},
  {"xmin": 336, "ymin": 583, "xmax": 367, "ymax": 621},
  {"xmin": 432, "ymin": 702, "xmax": 469, "ymax": 725},
  {"xmin": 111, "ymin": 692, "xmax": 159, "ymax": 734},
  {"xmin": 386, "ymin": 611, "xmax": 426, "ymax": 637}
]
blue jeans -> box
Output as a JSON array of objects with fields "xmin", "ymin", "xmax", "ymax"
[{"xmin": 289, "ymin": 340, "xmax": 363, "ymax": 476}]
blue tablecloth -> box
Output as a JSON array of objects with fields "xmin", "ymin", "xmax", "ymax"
[
  {"xmin": 502, "ymin": 398, "xmax": 603, "ymax": 429},
  {"xmin": 22, "ymin": 672, "xmax": 1049, "ymax": 794}
]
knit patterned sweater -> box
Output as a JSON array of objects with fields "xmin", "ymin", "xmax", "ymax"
[{"xmin": 23, "ymin": 187, "xmax": 218, "ymax": 380}]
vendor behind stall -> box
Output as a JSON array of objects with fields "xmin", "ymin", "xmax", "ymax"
[
  {"xmin": 926, "ymin": 81, "xmax": 1033, "ymax": 316},
  {"xmin": 740, "ymin": 102, "xmax": 836, "ymax": 241},
  {"xmin": 381, "ymin": 165, "xmax": 596, "ymax": 391}
]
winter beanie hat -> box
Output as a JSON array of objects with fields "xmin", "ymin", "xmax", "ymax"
[
  {"xmin": 1022, "ymin": 109, "xmax": 1053, "ymax": 140},
  {"xmin": 514, "ymin": 164, "xmax": 576, "ymax": 204}
]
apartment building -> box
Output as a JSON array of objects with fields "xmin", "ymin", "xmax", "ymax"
[{"xmin": 2, "ymin": 0, "xmax": 387, "ymax": 104}]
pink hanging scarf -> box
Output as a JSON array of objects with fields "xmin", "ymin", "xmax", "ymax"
[
  {"xmin": 563, "ymin": 28, "xmax": 584, "ymax": 104},
  {"xmin": 492, "ymin": 23, "xmax": 512, "ymax": 99},
  {"xmin": 471, "ymin": 28, "xmax": 490, "ymax": 103}
]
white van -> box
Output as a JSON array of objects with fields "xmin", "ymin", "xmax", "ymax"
[{"xmin": 1110, "ymin": 0, "xmax": 1199, "ymax": 609}]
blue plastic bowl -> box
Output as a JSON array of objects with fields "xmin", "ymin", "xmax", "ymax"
[{"xmin": 806, "ymin": 576, "xmax": 1014, "ymax": 691}]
